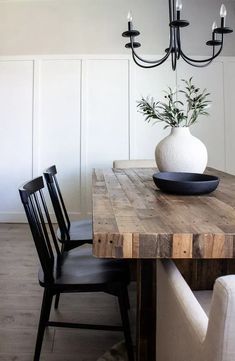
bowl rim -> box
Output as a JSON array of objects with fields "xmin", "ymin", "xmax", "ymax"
[{"xmin": 153, "ymin": 172, "xmax": 220, "ymax": 184}]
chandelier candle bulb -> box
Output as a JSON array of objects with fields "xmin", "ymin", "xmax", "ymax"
[
  {"xmin": 127, "ymin": 11, "xmax": 133, "ymax": 31},
  {"xmin": 212, "ymin": 21, "xmax": 217, "ymax": 31},
  {"xmin": 220, "ymin": 4, "xmax": 227, "ymax": 17},
  {"xmin": 212, "ymin": 21, "xmax": 217, "ymax": 40},
  {"xmin": 176, "ymin": 0, "xmax": 183, "ymax": 11},
  {"xmin": 220, "ymin": 4, "xmax": 227, "ymax": 27},
  {"xmin": 176, "ymin": 0, "xmax": 182, "ymax": 19},
  {"xmin": 127, "ymin": 11, "xmax": 133, "ymax": 22}
]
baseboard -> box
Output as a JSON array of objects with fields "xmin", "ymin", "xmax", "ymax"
[{"xmin": 0, "ymin": 211, "xmax": 89, "ymax": 223}]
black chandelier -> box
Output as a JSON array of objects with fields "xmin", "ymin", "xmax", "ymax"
[{"xmin": 122, "ymin": 0, "xmax": 233, "ymax": 70}]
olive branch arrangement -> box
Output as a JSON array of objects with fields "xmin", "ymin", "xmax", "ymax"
[{"xmin": 137, "ymin": 78, "xmax": 211, "ymax": 129}]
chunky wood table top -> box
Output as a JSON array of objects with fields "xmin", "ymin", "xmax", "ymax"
[{"xmin": 92, "ymin": 167, "xmax": 235, "ymax": 259}]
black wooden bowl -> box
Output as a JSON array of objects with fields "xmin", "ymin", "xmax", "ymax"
[{"xmin": 153, "ymin": 172, "xmax": 220, "ymax": 195}]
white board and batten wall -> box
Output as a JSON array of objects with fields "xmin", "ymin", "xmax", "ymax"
[{"xmin": 0, "ymin": 55, "xmax": 234, "ymax": 222}]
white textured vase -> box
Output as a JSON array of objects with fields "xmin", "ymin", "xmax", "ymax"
[{"xmin": 155, "ymin": 127, "xmax": 208, "ymax": 173}]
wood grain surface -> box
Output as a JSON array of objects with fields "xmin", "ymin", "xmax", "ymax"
[{"xmin": 92, "ymin": 167, "xmax": 235, "ymax": 259}]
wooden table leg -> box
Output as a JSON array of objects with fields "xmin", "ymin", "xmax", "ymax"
[{"xmin": 136, "ymin": 260, "xmax": 156, "ymax": 361}]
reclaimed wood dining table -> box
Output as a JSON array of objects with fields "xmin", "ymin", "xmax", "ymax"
[{"xmin": 92, "ymin": 167, "xmax": 235, "ymax": 361}]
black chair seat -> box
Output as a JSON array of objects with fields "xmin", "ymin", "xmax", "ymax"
[
  {"xmin": 56, "ymin": 218, "xmax": 92, "ymax": 243},
  {"xmin": 39, "ymin": 245, "xmax": 128, "ymax": 288}
]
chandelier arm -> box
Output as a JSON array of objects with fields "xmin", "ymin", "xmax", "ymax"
[
  {"xmin": 180, "ymin": 43, "xmax": 223, "ymax": 63},
  {"xmin": 171, "ymin": 32, "xmax": 177, "ymax": 70},
  {"xmin": 171, "ymin": 52, "xmax": 177, "ymax": 70},
  {"xmin": 131, "ymin": 51, "xmax": 175, "ymax": 68},
  {"xmin": 169, "ymin": 0, "xmax": 174, "ymax": 23},
  {"xmin": 175, "ymin": 28, "xmax": 181, "ymax": 60},
  {"xmin": 130, "ymin": 36, "xmax": 173, "ymax": 65},
  {"xmin": 178, "ymin": 28, "xmax": 215, "ymax": 68},
  {"xmin": 128, "ymin": 0, "xmax": 175, "ymax": 66},
  {"xmin": 131, "ymin": 52, "xmax": 169, "ymax": 69},
  {"xmin": 176, "ymin": 27, "xmax": 182, "ymax": 52},
  {"xmin": 177, "ymin": 28, "xmax": 224, "ymax": 63},
  {"xmin": 180, "ymin": 36, "xmax": 215, "ymax": 67},
  {"xmin": 177, "ymin": 39, "xmax": 181, "ymax": 60},
  {"xmin": 180, "ymin": 52, "xmax": 214, "ymax": 68}
]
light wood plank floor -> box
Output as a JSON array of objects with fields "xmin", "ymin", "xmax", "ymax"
[{"xmin": 0, "ymin": 224, "xmax": 136, "ymax": 361}]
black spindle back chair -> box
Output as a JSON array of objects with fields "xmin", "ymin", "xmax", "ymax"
[
  {"xmin": 43, "ymin": 165, "xmax": 92, "ymax": 251},
  {"xmin": 19, "ymin": 176, "xmax": 134, "ymax": 361},
  {"xmin": 44, "ymin": 165, "xmax": 93, "ymax": 309}
]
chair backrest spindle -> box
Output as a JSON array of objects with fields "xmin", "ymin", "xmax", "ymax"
[
  {"xmin": 43, "ymin": 165, "xmax": 71, "ymax": 242},
  {"xmin": 33, "ymin": 192, "xmax": 54, "ymax": 261},
  {"xmin": 54, "ymin": 175, "xmax": 70, "ymax": 228},
  {"xmin": 39, "ymin": 189, "xmax": 61, "ymax": 255}
]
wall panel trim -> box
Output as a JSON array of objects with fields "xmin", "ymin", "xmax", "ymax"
[{"xmin": 0, "ymin": 55, "xmax": 233, "ymax": 222}]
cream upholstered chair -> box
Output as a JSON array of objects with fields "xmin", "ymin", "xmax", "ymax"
[
  {"xmin": 157, "ymin": 259, "xmax": 235, "ymax": 361},
  {"xmin": 113, "ymin": 159, "xmax": 156, "ymax": 169}
]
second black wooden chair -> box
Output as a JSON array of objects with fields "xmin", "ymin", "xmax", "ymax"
[
  {"xmin": 43, "ymin": 165, "xmax": 130, "ymax": 311},
  {"xmin": 43, "ymin": 165, "xmax": 94, "ymax": 309},
  {"xmin": 43, "ymin": 165, "xmax": 92, "ymax": 252},
  {"xmin": 19, "ymin": 176, "xmax": 134, "ymax": 361}
]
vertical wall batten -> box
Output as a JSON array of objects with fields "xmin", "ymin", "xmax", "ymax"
[{"xmin": 32, "ymin": 59, "xmax": 41, "ymax": 178}]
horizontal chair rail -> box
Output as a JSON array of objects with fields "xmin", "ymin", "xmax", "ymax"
[{"xmin": 47, "ymin": 321, "xmax": 123, "ymax": 331}]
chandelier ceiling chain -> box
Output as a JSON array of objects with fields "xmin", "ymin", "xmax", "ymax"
[{"xmin": 122, "ymin": 0, "xmax": 233, "ymax": 70}]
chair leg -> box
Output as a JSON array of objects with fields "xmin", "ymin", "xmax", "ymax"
[
  {"xmin": 62, "ymin": 243, "xmax": 70, "ymax": 252},
  {"xmin": 124, "ymin": 286, "xmax": 131, "ymax": 310},
  {"xmin": 54, "ymin": 293, "xmax": 60, "ymax": 309},
  {"xmin": 118, "ymin": 288, "xmax": 134, "ymax": 361},
  {"xmin": 34, "ymin": 288, "xmax": 53, "ymax": 361}
]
